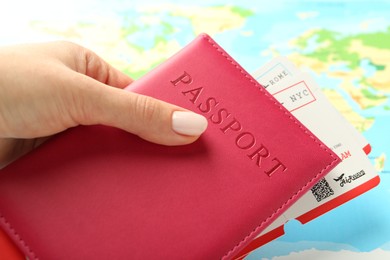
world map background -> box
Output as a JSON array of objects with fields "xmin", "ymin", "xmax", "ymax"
[{"xmin": 1, "ymin": 0, "xmax": 389, "ymax": 259}]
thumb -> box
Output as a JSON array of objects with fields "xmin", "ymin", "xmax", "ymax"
[{"xmin": 71, "ymin": 77, "xmax": 208, "ymax": 146}]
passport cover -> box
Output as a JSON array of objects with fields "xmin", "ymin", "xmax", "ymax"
[{"xmin": 0, "ymin": 34, "xmax": 340, "ymax": 259}]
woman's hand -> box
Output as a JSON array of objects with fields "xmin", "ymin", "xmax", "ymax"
[{"xmin": 0, "ymin": 41, "xmax": 207, "ymax": 167}]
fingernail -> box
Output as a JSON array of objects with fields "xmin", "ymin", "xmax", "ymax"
[{"xmin": 172, "ymin": 111, "xmax": 208, "ymax": 136}]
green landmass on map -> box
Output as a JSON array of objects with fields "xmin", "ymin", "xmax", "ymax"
[{"xmin": 289, "ymin": 26, "xmax": 390, "ymax": 131}]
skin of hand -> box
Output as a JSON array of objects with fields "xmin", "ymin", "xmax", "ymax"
[{"xmin": 0, "ymin": 41, "xmax": 208, "ymax": 168}]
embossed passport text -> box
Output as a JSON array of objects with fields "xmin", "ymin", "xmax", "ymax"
[{"xmin": 0, "ymin": 34, "xmax": 340, "ymax": 260}]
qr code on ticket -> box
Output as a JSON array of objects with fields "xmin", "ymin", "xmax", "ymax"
[{"xmin": 311, "ymin": 178, "xmax": 334, "ymax": 202}]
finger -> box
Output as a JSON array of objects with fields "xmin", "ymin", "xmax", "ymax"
[
  {"xmin": 72, "ymin": 44, "xmax": 134, "ymax": 89},
  {"xmin": 30, "ymin": 41, "xmax": 134, "ymax": 89},
  {"xmin": 68, "ymin": 74, "xmax": 208, "ymax": 146}
]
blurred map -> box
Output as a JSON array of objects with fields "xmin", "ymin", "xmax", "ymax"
[{"xmin": 1, "ymin": 0, "xmax": 389, "ymax": 259}]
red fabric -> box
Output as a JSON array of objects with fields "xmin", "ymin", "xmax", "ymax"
[
  {"xmin": 0, "ymin": 228, "xmax": 24, "ymax": 260},
  {"xmin": 0, "ymin": 34, "xmax": 340, "ymax": 260},
  {"xmin": 235, "ymin": 225, "xmax": 285, "ymax": 259}
]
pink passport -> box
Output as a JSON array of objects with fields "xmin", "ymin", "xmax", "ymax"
[{"xmin": 0, "ymin": 34, "xmax": 340, "ymax": 259}]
